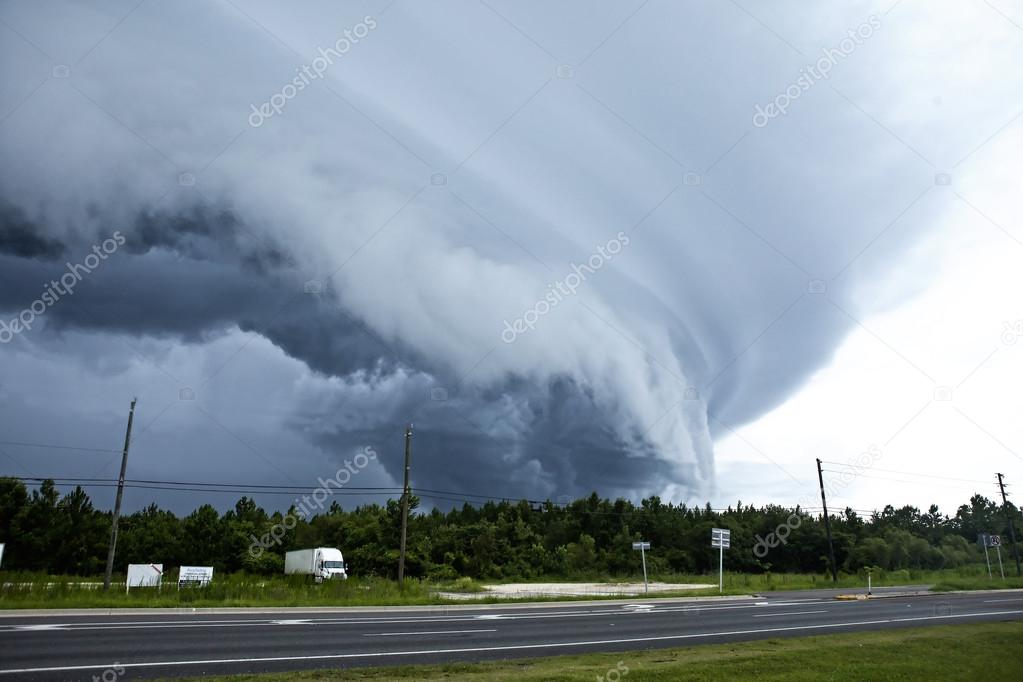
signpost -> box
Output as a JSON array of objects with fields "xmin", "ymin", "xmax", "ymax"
[
  {"xmin": 632, "ymin": 541, "xmax": 651, "ymax": 594},
  {"xmin": 711, "ymin": 528, "xmax": 730, "ymax": 593},
  {"xmin": 978, "ymin": 534, "xmax": 1005, "ymax": 579},
  {"xmin": 991, "ymin": 535, "xmax": 1005, "ymax": 579}
]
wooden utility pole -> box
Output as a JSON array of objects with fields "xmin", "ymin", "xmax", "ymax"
[
  {"xmin": 397, "ymin": 424, "xmax": 412, "ymax": 585},
  {"xmin": 996, "ymin": 473, "xmax": 1022, "ymax": 577},
  {"xmin": 816, "ymin": 458, "xmax": 838, "ymax": 582},
  {"xmin": 103, "ymin": 398, "xmax": 136, "ymax": 591}
]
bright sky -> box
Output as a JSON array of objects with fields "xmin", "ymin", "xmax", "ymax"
[{"xmin": 715, "ymin": 127, "xmax": 1023, "ymax": 514}]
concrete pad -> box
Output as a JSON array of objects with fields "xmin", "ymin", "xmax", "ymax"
[{"xmin": 463, "ymin": 582, "xmax": 715, "ymax": 598}]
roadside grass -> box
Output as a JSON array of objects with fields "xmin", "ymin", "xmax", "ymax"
[
  {"xmin": 173, "ymin": 621, "xmax": 1023, "ymax": 681},
  {"xmin": 931, "ymin": 575, "xmax": 1023, "ymax": 591},
  {"xmin": 2, "ymin": 565, "xmax": 1018, "ymax": 609},
  {"xmin": 0, "ymin": 574, "xmax": 444, "ymax": 609}
]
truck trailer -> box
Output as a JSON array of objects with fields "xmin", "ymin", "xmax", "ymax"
[{"xmin": 284, "ymin": 547, "xmax": 348, "ymax": 582}]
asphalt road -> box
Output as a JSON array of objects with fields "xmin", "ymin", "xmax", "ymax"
[{"xmin": 1, "ymin": 587, "xmax": 1021, "ymax": 681}]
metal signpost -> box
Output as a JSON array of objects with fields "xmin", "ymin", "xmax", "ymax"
[
  {"xmin": 978, "ymin": 534, "xmax": 1003, "ymax": 579},
  {"xmin": 711, "ymin": 528, "xmax": 730, "ymax": 593},
  {"xmin": 980, "ymin": 534, "xmax": 992, "ymax": 578},
  {"xmin": 991, "ymin": 535, "xmax": 1005, "ymax": 579},
  {"xmin": 632, "ymin": 541, "xmax": 651, "ymax": 594}
]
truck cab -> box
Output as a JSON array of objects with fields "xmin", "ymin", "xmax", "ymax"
[{"xmin": 316, "ymin": 547, "xmax": 348, "ymax": 581}]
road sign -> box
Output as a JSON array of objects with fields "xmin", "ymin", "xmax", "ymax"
[
  {"xmin": 632, "ymin": 541, "xmax": 651, "ymax": 593},
  {"xmin": 990, "ymin": 535, "xmax": 1002, "ymax": 547},
  {"xmin": 711, "ymin": 528, "xmax": 730, "ymax": 593}
]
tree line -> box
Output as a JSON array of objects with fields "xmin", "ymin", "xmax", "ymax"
[{"xmin": 0, "ymin": 477, "xmax": 1018, "ymax": 579}]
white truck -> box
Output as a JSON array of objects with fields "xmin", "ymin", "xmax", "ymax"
[{"xmin": 284, "ymin": 547, "xmax": 348, "ymax": 582}]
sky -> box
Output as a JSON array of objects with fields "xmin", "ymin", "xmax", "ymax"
[{"xmin": 0, "ymin": 0, "xmax": 1021, "ymax": 518}]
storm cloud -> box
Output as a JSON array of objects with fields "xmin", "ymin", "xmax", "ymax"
[{"xmin": 1, "ymin": 0, "xmax": 1018, "ymax": 511}]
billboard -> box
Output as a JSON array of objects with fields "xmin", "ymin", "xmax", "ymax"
[
  {"xmin": 178, "ymin": 566, "xmax": 214, "ymax": 587},
  {"xmin": 126, "ymin": 563, "xmax": 163, "ymax": 591}
]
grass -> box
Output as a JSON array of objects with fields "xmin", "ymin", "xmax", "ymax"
[
  {"xmin": 2, "ymin": 566, "xmax": 1019, "ymax": 609},
  {"xmin": 174, "ymin": 621, "xmax": 1023, "ymax": 681},
  {"xmin": 931, "ymin": 575, "xmax": 1023, "ymax": 591},
  {"xmin": 0, "ymin": 574, "xmax": 447, "ymax": 609}
]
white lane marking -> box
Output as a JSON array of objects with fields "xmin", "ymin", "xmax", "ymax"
[
  {"xmin": 13, "ymin": 624, "xmax": 68, "ymax": 631},
  {"xmin": 365, "ymin": 629, "xmax": 497, "ymax": 637},
  {"xmin": 271, "ymin": 620, "xmax": 311, "ymax": 626},
  {"xmin": 983, "ymin": 598, "xmax": 1023, "ymax": 603},
  {"xmin": 0, "ymin": 601, "xmax": 834, "ymax": 633},
  {"xmin": 1, "ymin": 609, "xmax": 1019, "ymax": 675},
  {"xmin": 752, "ymin": 610, "xmax": 828, "ymax": 618}
]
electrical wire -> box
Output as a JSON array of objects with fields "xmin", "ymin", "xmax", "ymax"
[
  {"xmin": 0, "ymin": 440, "xmax": 120, "ymax": 454},
  {"xmin": 818, "ymin": 461, "xmax": 994, "ymax": 486}
]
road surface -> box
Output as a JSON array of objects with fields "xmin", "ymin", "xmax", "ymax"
[{"xmin": 1, "ymin": 587, "xmax": 1021, "ymax": 680}]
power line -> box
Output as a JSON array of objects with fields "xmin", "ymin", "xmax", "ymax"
[
  {"xmin": 820, "ymin": 469, "xmax": 998, "ymax": 492},
  {"xmin": 818, "ymin": 461, "xmax": 994, "ymax": 486},
  {"xmin": 8, "ymin": 477, "xmax": 405, "ymax": 496},
  {"xmin": 0, "ymin": 440, "xmax": 120, "ymax": 454}
]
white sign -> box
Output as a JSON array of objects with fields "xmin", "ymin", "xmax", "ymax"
[
  {"xmin": 178, "ymin": 566, "xmax": 214, "ymax": 587},
  {"xmin": 126, "ymin": 563, "xmax": 163, "ymax": 591},
  {"xmin": 631, "ymin": 540, "xmax": 651, "ymax": 594},
  {"xmin": 711, "ymin": 528, "xmax": 730, "ymax": 593},
  {"xmin": 990, "ymin": 535, "xmax": 1002, "ymax": 547},
  {"xmin": 0, "ymin": 543, "xmax": 5, "ymax": 567}
]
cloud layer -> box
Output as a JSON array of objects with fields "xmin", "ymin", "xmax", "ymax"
[{"xmin": 1, "ymin": 0, "xmax": 1020, "ymax": 509}]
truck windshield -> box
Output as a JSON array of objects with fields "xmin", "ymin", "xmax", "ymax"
[{"xmin": 323, "ymin": 561, "xmax": 344, "ymax": 569}]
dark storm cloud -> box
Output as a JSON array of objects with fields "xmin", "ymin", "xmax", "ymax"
[
  {"xmin": 0, "ymin": 202, "xmax": 65, "ymax": 260},
  {"xmin": 2, "ymin": 0, "xmax": 1007, "ymax": 511}
]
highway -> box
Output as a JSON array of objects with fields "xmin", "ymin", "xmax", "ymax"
[{"xmin": 1, "ymin": 587, "xmax": 1021, "ymax": 681}]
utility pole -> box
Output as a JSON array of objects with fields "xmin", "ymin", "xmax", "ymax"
[
  {"xmin": 103, "ymin": 398, "xmax": 136, "ymax": 591},
  {"xmin": 397, "ymin": 424, "xmax": 412, "ymax": 585},
  {"xmin": 816, "ymin": 458, "xmax": 838, "ymax": 582},
  {"xmin": 996, "ymin": 473, "xmax": 1022, "ymax": 577}
]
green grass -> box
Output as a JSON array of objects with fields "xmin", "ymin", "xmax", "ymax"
[
  {"xmin": 0, "ymin": 574, "xmax": 446, "ymax": 609},
  {"xmin": 931, "ymin": 575, "xmax": 1023, "ymax": 591},
  {"xmin": 2, "ymin": 567, "xmax": 1019, "ymax": 609},
  {"xmin": 173, "ymin": 621, "xmax": 1023, "ymax": 681}
]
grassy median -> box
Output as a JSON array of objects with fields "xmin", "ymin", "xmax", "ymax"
[{"xmin": 179, "ymin": 621, "xmax": 1023, "ymax": 681}]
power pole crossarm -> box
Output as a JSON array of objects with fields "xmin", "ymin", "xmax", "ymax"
[
  {"xmin": 996, "ymin": 473, "xmax": 1022, "ymax": 577},
  {"xmin": 817, "ymin": 458, "xmax": 839, "ymax": 582},
  {"xmin": 103, "ymin": 398, "xmax": 136, "ymax": 591}
]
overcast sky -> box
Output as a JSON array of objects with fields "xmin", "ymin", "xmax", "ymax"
[{"xmin": 0, "ymin": 0, "xmax": 1021, "ymax": 517}]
